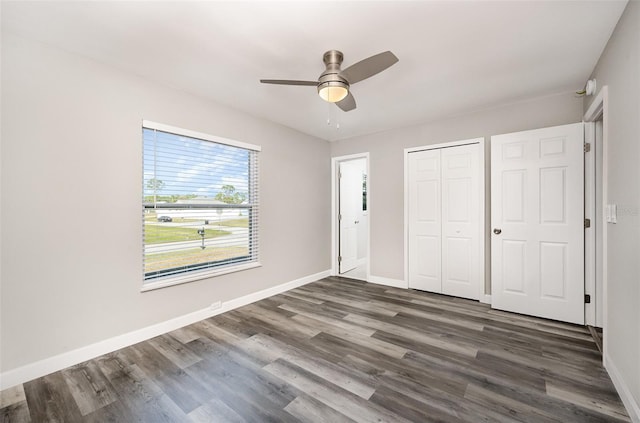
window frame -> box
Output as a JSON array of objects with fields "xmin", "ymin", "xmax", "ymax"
[{"xmin": 141, "ymin": 120, "xmax": 261, "ymax": 292}]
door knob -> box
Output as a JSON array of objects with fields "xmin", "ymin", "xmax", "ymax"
[
  {"xmin": 493, "ymin": 228, "xmax": 502, "ymax": 234},
  {"xmin": 355, "ymin": 220, "xmax": 360, "ymax": 224}
]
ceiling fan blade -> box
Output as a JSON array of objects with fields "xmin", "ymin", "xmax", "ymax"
[
  {"xmin": 260, "ymin": 79, "xmax": 317, "ymax": 86},
  {"xmin": 340, "ymin": 51, "xmax": 399, "ymax": 84},
  {"xmin": 336, "ymin": 92, "xmax": 356, "ymax": 112}
]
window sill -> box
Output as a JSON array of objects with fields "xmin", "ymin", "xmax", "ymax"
[{"xmin": 141, "ymin": 262, "xmax": 262, "ymax": 292}]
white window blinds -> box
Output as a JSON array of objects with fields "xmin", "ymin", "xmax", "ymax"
[{"xmin": 142, "ymin": 121, "xmax": 260, "ymax": 286}]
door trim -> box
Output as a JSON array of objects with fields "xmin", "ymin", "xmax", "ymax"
[
  {"xmin": 404, "ymin": 138, "xmax": 485, "ymax": 299},
  {"xmin": 331, "ymin": 153, "xmax": 370, "ymax": 280},
  {"xmin": 583, "ymin": 86, "xmax": 609, "ymax": 352},
  {"xmin": 584, "ymin": 121, "xmax": 597, "ymax": 326}
]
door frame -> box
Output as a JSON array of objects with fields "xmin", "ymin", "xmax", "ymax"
[
  {"xmin": 584, "ymin": 86, "xmax": 609, "ymax": 345},
  {"xmin": 404, "ymin": 138, "xmax": 485, "ymax": 299},
  {"xmin": 331, "ymin": 153, "xmax": 370, "ymax": 279}
]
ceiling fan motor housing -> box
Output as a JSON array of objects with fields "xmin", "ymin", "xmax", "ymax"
[{"xmin": 318, "ymin": 50, "xmax": 350, "ymax": 98}]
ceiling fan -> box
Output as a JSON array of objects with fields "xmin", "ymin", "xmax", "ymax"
[{"xmin": 260, "ymin": 50, "xmax": 399, "ymax": 112}]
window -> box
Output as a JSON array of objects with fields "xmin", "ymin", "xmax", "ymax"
[
  {"xmin": 362, "ymin": 172, "xmax": 368, "ymax": 212},
  {"xmin": 142, "ymin": 121, "xmax": 260, "ymax": 289}
]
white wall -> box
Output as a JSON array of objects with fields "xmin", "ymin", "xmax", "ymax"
[
  {"xmin": 584, "ymin": 1, "xmax": 640, "ymax": 418},
  {"xmin": 0, "ymin": 34, "xmax": 331, "ymax": 374},
  {"xmin": 331, "ymin": 92, "xmax": 583, "ymax": 290}
]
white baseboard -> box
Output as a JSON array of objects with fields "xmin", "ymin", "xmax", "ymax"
[
  {"xmin": 604, "ymin": 355, "xmax": 640, "ymax": 422},
  {"xmin": 368, "ymin": 275, "xmax": 408, "ymax": 289},
  {"xmin": 480, "ymin": 294, "xmax": 492, "ymax": 304},
  {"xmin": 222, "ymin": 270, "xmax": 330, "ymax": 310},
  {"xmin": 0, "ymin": 269, "xmax": 330, "ymax": 390}
]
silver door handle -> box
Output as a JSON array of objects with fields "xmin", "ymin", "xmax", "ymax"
[
  {"xmin": 355, "ymin": 220, "xmax": 360, "ymax": 224},
  {"xmin": 493, "ymin": 228, "xmax": 502, "ymax": 234}
]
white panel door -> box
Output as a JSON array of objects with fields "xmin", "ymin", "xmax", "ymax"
[
  {"xmin": 441, "ymin": 144, "xmax": 480, "ymax": 300},
  {"xmin": 339, "ymin": 161, "xmax": 361, "ymax": 273},
  {"xmin": 408, "ymin": 149, "xmax": 441, "ymax": 292},
  {"xmin": 491, "ymin": 123, "xmax": 584, "ymax": 324}
]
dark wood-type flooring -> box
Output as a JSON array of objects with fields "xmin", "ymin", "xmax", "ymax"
[{"xmin": 1, "ymin": 276, "xmax": 630, "ymax": 422}]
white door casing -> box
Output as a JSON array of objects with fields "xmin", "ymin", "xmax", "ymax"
[
  {"xmin": 584, "ymin": 119, "xmax": 604, "ymax": 328},
  {"xmin": 339, "ymin": 160, "xmax": 361, "ymax": 273},
  {"xmin": 491, "ymin": 123, "xmax": 584, "ymax": 324},
  {"xmin": 407, "ymin": 141, "xmax": 482, "ymax": 300}
]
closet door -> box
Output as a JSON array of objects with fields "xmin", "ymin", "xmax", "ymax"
[
  {"xmin": 441, "ymin": 144, "xmax": 480, "ymax": 300},
  {"xmin": 408, "ymin": 149, "xmax": 441, "ymax": 292},
  {"xmin": 408, "ymin": 141, "xmax": 482, "ymax": 301}
]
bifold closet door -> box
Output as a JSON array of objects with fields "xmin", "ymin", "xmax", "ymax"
[
  {"xmin": 408, "ymin": 143, "xmax": 480, "ymax": 300},
  {"xmin": 441, "ymin": 144, "xmax": 480, "ymax": 299},
  {"xmin": 408, "ymin": 148, "xmax": 441, "ymax": 292}
]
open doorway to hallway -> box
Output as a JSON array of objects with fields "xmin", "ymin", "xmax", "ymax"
[{"xmin": 332, "ymin": 154, "xmax": 369, "ymax": 281}]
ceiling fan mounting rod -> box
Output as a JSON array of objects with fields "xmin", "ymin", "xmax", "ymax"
[{"xmin": 323, "ymin": 50, "xmax": 344, "ymax": 67}]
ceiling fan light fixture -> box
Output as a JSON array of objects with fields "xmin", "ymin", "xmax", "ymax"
[{"xmin": 318, "ymin": 81, "xmax": 349, "ymax": 103}]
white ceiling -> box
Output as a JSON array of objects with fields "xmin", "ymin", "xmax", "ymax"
[{"xmin": 2, "ymin": 1, "xmax": 627, "ymax": 141}]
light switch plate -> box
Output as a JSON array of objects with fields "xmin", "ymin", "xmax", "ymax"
[
  {"xmin": 611, "ymin": 204, "xmax": 617, "ymax": 223},
  {"xmin": 606, "ymin": 204, "xmax": 617, "ymax": 223}
]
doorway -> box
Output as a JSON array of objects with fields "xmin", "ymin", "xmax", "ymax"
[{"xmin": 332, "ymin": 154, "xmax": 370, "ymax": 281}]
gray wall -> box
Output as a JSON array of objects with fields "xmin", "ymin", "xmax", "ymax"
[
  {"xmin": 331, "ymin": 92, "xmax": 584, "ymax": 292},
  {"xmin": 0, "ymin": 34, "xmax": 331, "ymax": 372},
  {"xmin": 584, "ymin": 0, "xmax": 640, "ymax": 412}
]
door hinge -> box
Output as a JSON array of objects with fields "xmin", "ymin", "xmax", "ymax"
[
  {"xmin": 338, "ymin": 256, "xmax": 342, "ymax": 263},
  {"xmin": 338, "ymin": 214, "xmax": 342, "ymax": 221},
  {"xmin": 584, "ymin": 143, "xmax": 591, "ymax": 153},
  {"xmin": 584, "ymin": 218, "xmax": 591, "ymax": 228},
  {"xmin": 585, "ymin": 294, "xmax": 591, "ymax": 304}
]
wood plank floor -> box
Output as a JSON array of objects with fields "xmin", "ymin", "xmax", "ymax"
[{"xmin": 1, "ymin": 276, "xmax": 630, "ymax": 422}]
